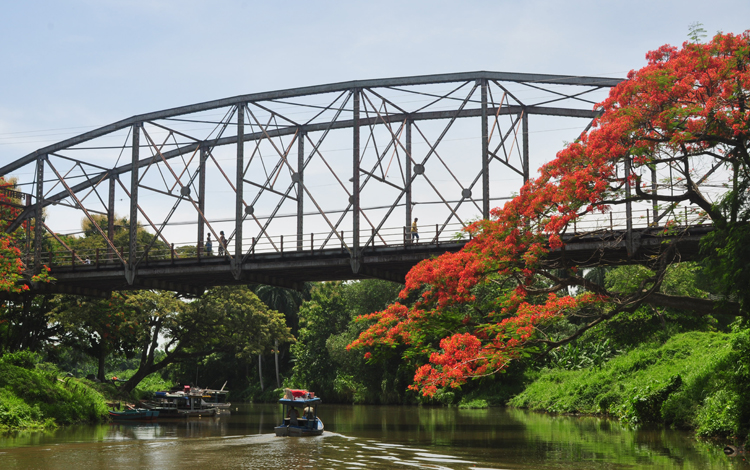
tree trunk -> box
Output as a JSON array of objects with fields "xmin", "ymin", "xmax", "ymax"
[
  {"xmin": 258, "ymin": 354, "xmax": 264, "ymax": 391},
  {"xmin": 644, "ymin": 293, "xmax": 744, "ymax": 316},
  {"xmin": 97, "ymin": 345, "xmax": 106, "ymax": 382},
  {"xmin": 120, "ymin": 364, "xmax": 154, "ymax": 393},
  {"xmin": 274, "ymin": 339, "xmax": 280, "ymax": 388}
]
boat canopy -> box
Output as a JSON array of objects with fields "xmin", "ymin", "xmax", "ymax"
[{"xmin": 279, "ymin": 397, "xmax": 321, "ymax": 407}]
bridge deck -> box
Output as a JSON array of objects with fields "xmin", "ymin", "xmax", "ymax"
[{"xmin": 23, "ymin": 225, "xmax": 711, "ymax": 298}]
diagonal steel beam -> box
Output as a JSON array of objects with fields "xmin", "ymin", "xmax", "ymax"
[{"xmin": 46, "ymin": 159, "xmax": 126, "ymax": 265}]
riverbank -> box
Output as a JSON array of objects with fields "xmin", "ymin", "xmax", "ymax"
[
  {"xmin": 509, "ymin": 330, "xmax": 750, "ymax": 441},
  {"xmin": 0, "ymin": 351, "xmax": 111, "ymax": 432},
  {"xmin": 3, "ymin": 330, "xmax": 749, "ymax": 445}
]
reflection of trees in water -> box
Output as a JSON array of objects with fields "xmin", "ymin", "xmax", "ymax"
[
  {"xmin": 105, "ymin": 417, "xmax": 228, "ymax": 440},
  {"xmin": 0, "ymin": 405, "xmax": 734, "ymax": 470},
  {"xmin": 0, "ymin": 424, "xmax": 108, "ymax": 448},
  {"xmin": 505, "ymin": 408, "xmax": 729, "ymax": 469}
]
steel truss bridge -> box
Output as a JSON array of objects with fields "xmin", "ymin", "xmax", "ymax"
[{"xmin": 0, "ymin": 71, "xmax": 716, "ymax": 297}]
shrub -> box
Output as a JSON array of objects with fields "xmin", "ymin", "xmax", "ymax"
[{"xmin": 510, "ymin": 331, "xmax": 750, "ymax": 438}]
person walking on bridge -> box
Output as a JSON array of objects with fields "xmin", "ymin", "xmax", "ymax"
[
  {"xmin": 219, "ymin": 231, "xmax": 227, "ymax": 256},
  {"xmin": 411, "ymin": 218, "xmax": 419, "ymax": 243}
]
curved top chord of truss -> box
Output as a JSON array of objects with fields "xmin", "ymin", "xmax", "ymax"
[
  {"xmin": 2, "ymin": 71, "xmax": 631, "ymax": 296},
  {"xmin": 1, "ymin": 71, "xmax": 621, "ymax": 177}
]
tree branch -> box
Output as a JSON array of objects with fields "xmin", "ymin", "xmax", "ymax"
[{"xmin": 642, "ymin": 292, "xmax": 745, "ymax": 317}]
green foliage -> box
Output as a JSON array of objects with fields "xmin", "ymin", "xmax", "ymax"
[
  {"xmin": 510, "ymin": 331, "xmax": 750, "ymax": 439},
  {"xmin": 694, "ymin": 389, "xmax": 742, "ymax": 437},
  {"xmin": 0, "ymin": 295, "xmax": 60, "ymax": 354},
  {"xmin": 291, "ymin": 282, "xmax": 356, "ymax": 399},
  {"xmin": 0, "ymin": 351, "xmax": 108, "ymax": 431},
  {"xmin": 332, "ymin": 374, "xmax": 368, "ymax": 404},
  {"xmin": 1, "ymin": 350, "xmax": 37, "ymax": 369},
  {"xmin": 546, "ymin": 338, "xmax": 623, "ymax": 370},
  {"xmin": 605, "ymin": 265, "xmax": 654, "ymax": 294},
  {"xmin": 591, "ymin": 263, "xmax": 718, "ymax": 348},
  {"xmin": 127, "ymin": 286, "xmax": 292, "ymax": 394},
  {"xmin": 619, "ymin": 374, "xmax": 683, "ymax": 425},
  {"xmin": 290, "ymin": 280, "xmax": 406, "ymax": 403},
  {"xmin": 0, "ymin": 388, "xmax": 52, "ymax": 431},
  {"xmin": 701, "ymin": 223, "xmax": 750, "ymax": 310},
  {"xmin": 189, "ymin": 286, "xmax": 293, "ymax": 360},
  {"xmin": 458, "ymin": 398, "xmax": 489, "ymax": 409},
  {"xmin": 688, "ymin": 21, "xmax": 707, "ymax": 43}
]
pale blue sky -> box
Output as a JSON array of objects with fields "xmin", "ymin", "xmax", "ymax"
[{"xmin": 1, "ymin": 0, "xmax": 748, "ymax": 159}]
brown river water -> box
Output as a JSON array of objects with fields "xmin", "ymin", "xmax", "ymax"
[{"xmin": 0, "ymin": 404, "xmax": 746, "ymax": 469}]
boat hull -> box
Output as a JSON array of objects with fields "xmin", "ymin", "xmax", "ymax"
[
  {"xmin": 179, "ymin": 408, "xmax": 217, "ymax": 418},
  {"xmin": 274, "ymin": 418, "xmax": 324, "ymax": 437},
  {"xmin": 109, "ymin": 409, "xmax": 159, "ymax": 421}
]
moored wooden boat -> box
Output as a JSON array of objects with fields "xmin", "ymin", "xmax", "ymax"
[{"xmin": 140, "ymin": 384, "xmax": 230, "ymax": 418}]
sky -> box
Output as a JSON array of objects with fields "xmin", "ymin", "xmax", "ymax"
[
  {"xmin": 1, "ymin": 0, "xmax": 748, "ymax": 156},
  {"xmin": 0, "ymin": 1, "xmax": 748, "ymax": 243}
]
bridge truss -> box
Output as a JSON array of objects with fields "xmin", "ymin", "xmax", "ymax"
[{"xmin": 2, "ymin": 71, "xmax": 640, "ymax": 295}]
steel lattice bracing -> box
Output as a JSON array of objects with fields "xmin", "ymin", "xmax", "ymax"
[{"xmin": 1, "ymin": 70, "xmax": 686, "ymax": 297}]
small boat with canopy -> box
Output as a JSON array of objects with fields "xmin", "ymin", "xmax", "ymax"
[{"xmin": 274, "ymin": 389, "xmax": 323, "ymax": 437}]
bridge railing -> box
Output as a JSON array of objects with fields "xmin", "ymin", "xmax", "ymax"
[
  {"xmin": 35, "ymin": 222, "xmax": 470, "ymax": 268},
  {"xmin": 569, "ymin": 205, "xmax": 711, "ymax": 235},
  {"xmin": 32, "ymin": 205, "xmax": 712, "ymax": 269}
]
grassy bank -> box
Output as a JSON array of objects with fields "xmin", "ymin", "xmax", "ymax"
[
  {"xmin": 0, "ymin": 351, "xmax": 109, "ymax": 432},
  {"xmin": 509, "ymin": 330, "xmax": 750, "ymax": 440}
]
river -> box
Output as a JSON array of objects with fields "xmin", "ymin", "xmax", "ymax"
[{"xmin": 0, "ymin": 404, "xmax": 745, "ymax": 469}]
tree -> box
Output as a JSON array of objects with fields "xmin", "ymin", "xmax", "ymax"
[
  {"xmin": 292, "ymin": 282, "xmax": 351, "ymax": 398},
  {"xmin": 50, "ymin": 293, "xmax": 140, "ymax": 381},
  {"xmin": 349, "ymin": 31, "xmax": 750, "ymax": 396},
  {"xmin": 0, "ymin": 177, "xmax": 51, "ymax": 294},
  {"xmin": 0, "ymin": 295, "xmax": 60, "ymax": 354},
  {"xmin": 119, "ymin": 286, "xmax": 292, "ymax": 393},
  {"xmin": 249, "ymin": 283, "xmax": 310, "ymax": 388},
  {"xmin": 47, "ymin": 213, "xmax": 171, "ymax": 263},
  {"xmin": 291, "ymin": 280, "xmax": 403, "ymax": 402}
]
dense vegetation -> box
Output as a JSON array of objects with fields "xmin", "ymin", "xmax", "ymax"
[
  {"xmin": 0, "ymin": 351, "xmax": 108, "ymax": 432},
  {"xmin": 512, "ymin": 330, "xmax": 749, "ymax": 437}
]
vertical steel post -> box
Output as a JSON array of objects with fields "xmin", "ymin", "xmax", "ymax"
[
  {"xmin": 108, "ymin": 174, "xmax": 115, "ymax": 261},
  {"xmin": 127, "ymin": 124, "xmax": 140, "ymax": 281},
  {"xmin": 480, "ymin": 79, "xmax": 489, "ymax": 219},
  {"xmin": 234, "ymin": 104, "xmax": 244, "ymax": 278},
  {"xmin": 625, "ymin": 157, "xmax": 634, "ymax": 257},
  {"xmin": 405, "ymin": 118, "xmax": 412, "ymax": 228},
  {"xmin": 33, "ymin": 156, "xmax": 44, "ymax": 273},
  {"xmin": 522, "ymin": 109, "xmax": 529, "ymax": 183},
  {"xmin": 198, "ymin": 144, "xmax": 207, "ymax": 249},
  {"xmin": 297, "ymin": 130, "xmax": 304, "ymax": 251},
  {"xmin": 351, "ymin": 89, "xmax": 361, "ymax": 273},
  {"xmin": 651, "ymin": 166, "xmax": 658, "ymax": 225},
  {"xmin": 25, "ymin": 207, "xmax": 30, "ymax": 268}
]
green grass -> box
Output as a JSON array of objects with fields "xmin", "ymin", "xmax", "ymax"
[
  {"xmin": 458, "ymin": 398, "xmax": 489, "ymax": 409},
  {"xmin": 509, "ymin": 330, "xmax": 750, "ymax": 440},
  {"xmin": 0, "ymin": 351, "xmax": 109, "ymax": 432}
]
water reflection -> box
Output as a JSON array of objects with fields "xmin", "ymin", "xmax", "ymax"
[{"xmin": 0, "ymin": 404, "xmax": 745, "ymax": 470}]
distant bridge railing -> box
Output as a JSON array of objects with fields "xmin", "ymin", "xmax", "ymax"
[
  {"xmin": 31, "ymin": 222, "xmax": 469, "ymax": 269},
  {"xmin": 29, "ymin": 202, "xmax": 711, "ymax": 270}
]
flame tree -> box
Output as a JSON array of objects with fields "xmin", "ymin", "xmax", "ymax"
[
  {"xmin": 0, "ymin": 177, "xmax": 51, "ymax": 294},
  {"xmin": 349, "ymin": 31, "xmax": 750, "ymax": 396}
]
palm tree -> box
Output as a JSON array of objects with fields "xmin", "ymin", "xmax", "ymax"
[{"xmin": 249, "ymin": 283, "xmax": 311, "ymax": 388}]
